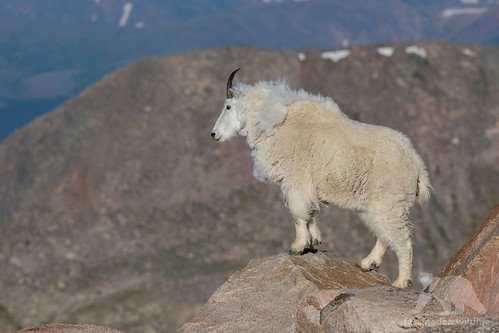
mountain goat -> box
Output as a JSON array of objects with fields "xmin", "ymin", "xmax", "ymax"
[{"xmin": 211, "ymin": 69, "xmax": 431, "ymax": 288}]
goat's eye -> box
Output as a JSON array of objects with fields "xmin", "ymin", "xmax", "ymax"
[{"xmin": 226, "ymin": 105, "xmax": 231, "ymax": 110}]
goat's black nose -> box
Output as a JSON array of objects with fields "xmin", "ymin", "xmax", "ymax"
[{"xmin": 211, "ymin": 132, "xmax": 216, "ymax": 138}]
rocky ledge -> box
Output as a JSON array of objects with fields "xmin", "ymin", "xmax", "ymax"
[{"xmin": 179, "ymin": 205, "xmax": 499, "ymax": 333}]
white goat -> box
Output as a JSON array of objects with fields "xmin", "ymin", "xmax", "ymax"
[{"xmin": 211, "ymin": 69, "xmax": 431, "ymax": 288}]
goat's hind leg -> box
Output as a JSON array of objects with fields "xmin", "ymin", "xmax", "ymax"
[
  {"xmin": 383, "ymin": 209, "xmax": 414, "ymax": 288},
  {"xmin": 357, "ymin": 212, "xmax": 389, "ymax": 271},
  {"xmin": 358, "ymin": 210, "xmax": 414, "ymax": 288},
  {"xmin": 391, "ymin": 235, "xmax": 413, "ymax": 288},
  {"xmin": 357, "ymin": 238, "xmax": 388, "ymax": 271},
  {"xmin": 376, "ymin": 214, "xmax": 413, "ymax": 288}
]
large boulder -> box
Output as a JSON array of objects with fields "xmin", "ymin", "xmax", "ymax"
[
  {"xmin": 178, "ymin": 252, "xmax": 388, "ymax": 332},
  {"xmin": 178, "ymin": 252, "xmax": 495, "ymax": 333},
  {"xmin": 429, "ymin": 204, "xmax": 499, "ymax": 315},
  {"xmin": 297, "ymin": 287, "xmax": 498, "ymax": 333}
]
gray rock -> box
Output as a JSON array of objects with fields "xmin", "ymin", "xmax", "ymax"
[
  {"xmin": 178, "ymin": 252, "xmax": 388, "ymax": 332},
  {"xmin": 179, "ymin": 252, "xmax": 497, "ymax": 333},
  {"xmin": 299, "ymin": 286, "xmax": 497, "ymax": 333}
]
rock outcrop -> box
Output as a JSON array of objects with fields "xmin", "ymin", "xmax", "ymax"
[
  {"xmin": 178, "ymin": 252, "xmax": 388, "ymax": 333},
  {"xmin": 178, "ymin": 252, "xmax": 497, "ymax": 333},
  {"xmin": 179, "ymin": 206, "xmax": 499, "ymax": 333}
]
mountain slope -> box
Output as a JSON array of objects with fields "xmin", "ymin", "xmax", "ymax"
[{"xmin": 0, "ymin": 42, "xmax": 498, "ymax": 332}]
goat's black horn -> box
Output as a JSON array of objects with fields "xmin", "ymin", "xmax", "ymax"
[{"xmin": 226, "ymin": 68, "xmax": 240, "ymax": 99}]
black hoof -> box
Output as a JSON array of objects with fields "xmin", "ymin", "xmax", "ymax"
[
  {"xmin": 289, "ymin": 247, "xmax": 318, "ymax": 255},
  {"xmin": 407, "ymin": 279, "xmax": 413, "ymax": 287},
  {"xmin": 302, "ymin": 248, "xmax": 318, "ymax": 254},
  {"xmin": 369, "ymin": 262, "xmax": 380, "ymax": 271}
]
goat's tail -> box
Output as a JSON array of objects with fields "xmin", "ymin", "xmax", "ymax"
[{"xmin": 415, "ymin": 157, "xmax": 432, "ymax": 205}]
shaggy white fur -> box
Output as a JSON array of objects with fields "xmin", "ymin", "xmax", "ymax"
[
  {"xmin": 232, "ymin": 81, "xmax": 346, "ymax": 138},
  {"xmin": 212, "ymin": 78, "xmax": 431, "ymax": 289}
]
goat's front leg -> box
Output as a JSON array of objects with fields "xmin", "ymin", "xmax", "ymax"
[
  {"xmin": 289, "ymin": 217, "xmax": 310, "ymax": 255},
  {"xmin": 308, "ymin": 217, "xmax": 321, "ymax": 248},
  {"xmin": 284, "ymin": 186, "xmax": 318, "ymax": 255}
]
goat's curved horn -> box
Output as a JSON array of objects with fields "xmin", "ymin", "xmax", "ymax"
[{"xmin": 226, "ymin": 68, "xmax": 240, "ymax": 99}]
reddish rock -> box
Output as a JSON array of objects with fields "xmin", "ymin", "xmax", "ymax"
[
  {"xmin": 439, "ymin": 205, "xmax": 499, "ymax": 277},
  {"xmin": 430, "ymin": 204, "xmax": 499, "ymax": 315},
  {"xmin": 17, "ymin": 323, "xmax": 124, "ymax": 333}
]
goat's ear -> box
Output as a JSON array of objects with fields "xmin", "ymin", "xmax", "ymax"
[{"xmin": 229, "ymin": 88, "xmax": 238, "ymax": 99}]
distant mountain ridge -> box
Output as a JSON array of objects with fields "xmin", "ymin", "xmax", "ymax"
[
  {"xmin": 1, "ymin": 0, "xmax": 498, "ymax": 28},
  {"xmin": 1, "ymin": 0, "xmax": 498, "ymax": 139},
  {"xmin": 0, "ymin": 42, "xmax": 498, "ymax": 332}
]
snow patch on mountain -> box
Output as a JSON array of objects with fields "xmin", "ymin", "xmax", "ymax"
[
  {"xmin": 377, "ymin": 47, "xmax": 394, "ymax": 57},
  {"xmin": 321, "ymin": 50, "xmax": 350, "ymax": 62},
  {"xmin": 119, "ymin": 3, "xmax": 133, "ymax": 28},
  {"xmin": 462, "ymin": 48, "xmax": 477, "ymax": 57},
  {"xmin": 405, "ymin": 45, "xmax": 427, "ymax": 58},
  {"xmin": 442, "ymin": 7, "xmax": 488, "ymax": 18}
]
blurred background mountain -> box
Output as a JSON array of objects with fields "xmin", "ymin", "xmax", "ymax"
[
  {"xmin": 1, "ymin": 1, "xmax": 498, "ymax": 333},
  {"xmin": 1, "ymin": 0, "xmax": 498, "ymax": 139}
]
